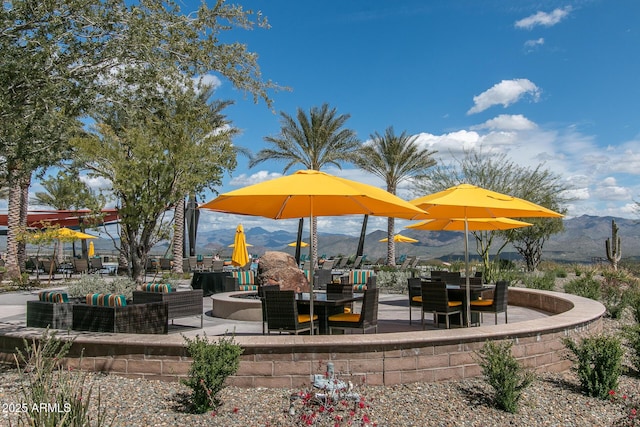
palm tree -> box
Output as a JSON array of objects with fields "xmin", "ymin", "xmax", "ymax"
[
  {"xmin": 250, "ymin": 103, "xmax": 360, "ymax": 266},
  {"xmin": 353, "ymin": 127, "xmax": 437, "ymax": 266}
]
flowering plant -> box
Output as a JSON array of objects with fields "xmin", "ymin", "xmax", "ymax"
[
  {"xmin": 609, "ymin": 390, "xmax": 639, "ymax": 426},
  {"xmin": 287, "ymin": 362, "xmax": 377, "ymax": 426}
]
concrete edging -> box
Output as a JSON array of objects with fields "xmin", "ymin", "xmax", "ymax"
[{"xmin": 0, "ymin": 288, "xmax": 605, "ymax": 388}]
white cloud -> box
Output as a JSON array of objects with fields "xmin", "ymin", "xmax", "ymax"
[
  {"xmin": 229, "ymin": 171, "xmax": 282, "ymax": 187},
  {"xmin": 194, "ymin": 74, "xmax": 222, "ymax": 90},
  {"xmin": 524, "ymin": 38, "xmax": 545, "ymax": 48},
  {"xmin": 515, "ymin": 7, "xmax": 572, "ymax": 30},
  {"xmin": 593, "ymin": 177, "xmax": 632, "ymax": 201},
  {"xmin": 471, "ymin": 114, "xmax": 537, "ymax": 131},
  {"xmin": 467, "ymin": 79, "xmax": 541, "ymax": 115}
]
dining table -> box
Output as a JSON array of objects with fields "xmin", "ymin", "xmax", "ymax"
[{"xmin": 296, "ymin": 291, "xmax": 364, "ymax": 334}]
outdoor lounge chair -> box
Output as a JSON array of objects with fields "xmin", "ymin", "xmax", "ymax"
[
  {"xmin": 264, "ymin": 290, "xmax": 318, "ymax": 335},
  {"xmin": 328, "ymin": 287, "xmax": 379, "ymax": 334},
  {"xmin": 420, "ymin": 281, "xmax": 462, "ymax": 329},
  {"xmin": 72, "ymin": 299, "xmax": 168, "ymax": 334},
  {"xmin": 26, "ymin": 291, "xmax": 73, "ymax": 329},
  {"xmin": 132, "ymin": 287, "xmax": 203, "ymax": 328},
  {"xmin": 470, "ymin": 280, "xmax": 509, "ymax": 325}
]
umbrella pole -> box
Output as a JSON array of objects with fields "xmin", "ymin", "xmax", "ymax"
[
  {"xmin": 464, "ymin": 217, "xmax": 471, "ymax": 327},
  {"xmin": 309, "ymin": 206, "xmax": 315, "ymax": 335}
]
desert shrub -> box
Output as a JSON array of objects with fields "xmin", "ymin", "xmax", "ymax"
[
  {"xmin": 564, "ymin": 272, "xmax": 602, "ymax": 300},
  {"xmin": 67, "ymin": 275, "xmax": 137, "ymax": 299},
  {"xmin": 564, "ymin": 335, "xmax": 623, "ymax": 399},
  {"xmin": 13, "ymin": 329, "xmax": 113, "ymax": 426},
  {"xmin": 475, "ymin": 340, "xmax": 535, "ymax": 413},
  {"xmin": 623, "ymin": 324, "xmax": 640, "ymax": 374},
  {"xmin": 522, "ymin": 271, "xmax": 556, "ymax": 291},
  {"xmin": 553, "ymin": 267, "xmax": 568, "ymax": 278},
  {"xmin": 182, "ymin": 333, "xmax": 243, "ymax": 413},
  {"xmin": 374, "ymin": 270, "xmax": 412, "ymax": 292}
]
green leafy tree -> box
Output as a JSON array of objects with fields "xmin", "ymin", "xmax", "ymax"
[
  {"xmin": 249, "ymin": 103, "xmax": 360, "ymax": 266},
  {"xmin": 415, "ymin": 151, "xmax": 569, "ymax": 280},
  {"xmin": 1, "ymin": 0, "xmax": 278, "ymax": 279},
  {"xmin": 353, "ymin": 127, "xmax": 436, "ymax": 266},
  {"xmin": 73, "ymin": 82, "xmax": 238, "ymax": 283}
]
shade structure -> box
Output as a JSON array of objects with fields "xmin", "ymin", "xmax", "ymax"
[
  {"xmin": 410, "ymin": 184, "xmax": 562, "ymax": 327},
  {"xmin": 379, "ymin": 234, "xmax": 419, "ymax": 243},
  {"xmin": 200, "ymin": 169, "xmax": 427, "ymax": 334},
  {"xmin": 54, "ymin": 227, "xmax": 99, "ymax": 240},
  {"xmin": 288, "ymin": 241, "xmax": 309, "ymax": 247},
  {"xmin": 231, "ymin": 224, "xmax": 250, "ymax": 267},
  {"xmin": 406, "ymin": 217, "xmax": 533, "ymax": 232},
  {"xmin": 88, "ymin": 241, "xmax": 95, "ymax": 258}
]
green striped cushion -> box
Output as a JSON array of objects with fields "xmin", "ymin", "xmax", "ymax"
[
  {"xmin": 232, "ymin": 270, "xmax": 255, "ymax": 285},
  {"xmin": 302, "ymin": 270, "xmax": 312, "ymax": 281},
  {"xmin": 86, "ymin": 293, "xmax": 127, "ymax": 307},
  {"xmin": 142, "ymin": 283, "xmax": 172, "ymax": 293},
  {"xmin": 38, "ymin": 291, "xmax": 69, "ymax": 303},
  {"xmin": 348, "ymin": 270, "xmax": 372, "ymax": 285},
  {"xmin": 352, "ymin": 284, "xmax": 367, "ymax": 291},
  {"xmin": 238, "ymin": 284, "xmax": 258, "ymax": 291}
]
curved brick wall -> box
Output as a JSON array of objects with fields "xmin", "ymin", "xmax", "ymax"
[{"xmin": 0, "ymin": 288, "xmax": 604, "ymax": 387}]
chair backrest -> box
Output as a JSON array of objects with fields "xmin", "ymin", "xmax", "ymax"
[
  {"xmin": 202, "ymin": 257, "xmax": 214, "ymax": 270},
  {"xmin": 420, "ymin": 281, "xmax": 451, "ymax": 312},
  {"xmin": 336, "ymin": 256, "xmax": 349, "ymax": 268},
  {"xmin": 159, "ymin": 258, "xmax": 172, "ymax": 270},
  {"xmin": 326, "ymin": 283, "xmax": 353, "ymax": 298},
  {"xmin": 90, "ymin": 257, "xmax": 103, "ymax": 270},
  {"xmin": 302, "ymin": 260, "xmax": 312, "ymax": 271},
  {"xmin": 258, "ymin": 285, "xmax": 281, "ymax": 322},
  {"xmin": 407, "ymin": 278, "xmax": 422, "ymax": 306},
  {"xmin": 188, "ymin": 256, "xmax": 198, "ymax": 271},
  {"xmin": 211, "ymin": 260, "xmax": 225, "ymax": 271},
  {"xmin": 441, "ymin": 271, "xmax": 462, "ymax": 285},
  {"xmin": 360, "ymin": 288, "xmax": 380, "ymax": 328},
  {"xmin": 264, "ymin": 290, "xmax": 303, "ymax": 332},
  {"xmin": 73, "ymin": 258, "xmax": 89, "ymax": 273},
  {"xmin": 321, "ymin": 259, "xmax": 334, "ymax": 270},
  {"xmin": 366, "ymin": 275, "xmax": 377, "ymax": 289},
  {"xmin": 351, "ymin": 255, "xmax": 363, "ymax": 269},
  {"xmin": 430, "ymin": 270, "xmax": 443, "ymax": 280},
  {"xmin": 398, "ymin": 256, "xmax": 413, "ymax": 270},
  {"xmin": 409, "ymin": 257, "xmax": 420, "ymax": 269},
  {"xmin": 313, "ymin": 269, "xmax": 332, "ymax": 289},
  {"xmin": 493, "ymin": 280, "xmax": 509, "ymax": 311}
]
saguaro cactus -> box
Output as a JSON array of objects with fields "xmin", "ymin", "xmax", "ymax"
[{"xmin": 605, "ymin": 219, "xmax": 621, "ymax": 270}]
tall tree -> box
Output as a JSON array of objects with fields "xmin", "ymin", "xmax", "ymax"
[
  {"xmin": 415, "ymin": 150, "xmax": 569, "ymax": 279},
  {"xmin": 353, "ymin": 127, "xmax": 437, "ymax": 266},
  {"xmin": 249, "ymin": 103, "xmax": 360, "ymax": 266},
  {"xmin": 73, "ymin": 82, "xmax": 238, "ymax": 283},
  {"xmin": 1, "ymin": 0, "xmax": 277, "ymax": 279}
]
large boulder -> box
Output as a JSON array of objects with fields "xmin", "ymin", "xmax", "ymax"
[{"xmin": 258, "ymin": 251, "xmax": 309, "ymax": 292}]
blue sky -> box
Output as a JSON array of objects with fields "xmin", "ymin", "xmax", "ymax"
[{"xmin": 17, "ymin": 0, "xmax": 640, "ymax": 237}]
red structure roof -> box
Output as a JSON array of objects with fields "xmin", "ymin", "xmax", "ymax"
[{"xmin": 0, "ymin": 209, "xmax": 119, "ymax": 229}]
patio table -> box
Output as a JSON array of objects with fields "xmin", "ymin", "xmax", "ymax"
[{"xmin": 296, "ymin": 292, "xmax": 364, "ymax": 334}]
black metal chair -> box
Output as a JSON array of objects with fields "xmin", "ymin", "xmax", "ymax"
[
  {"xmin": 407, "ymin": 278, "xmax": 422, "ymax": 325},
  {"xmin": 470, "ymin": 280, "xmax": 509, "ymax": 325},
  {"xmin": 264, "ymin": 290, "xmax": 318, "ymax": 335},
  {"xmin": 420, "ymin": 281, "xmax": 462, "ymax": 329},
  {"xmin": 328, "ymin": 288, "xmax": 379, "ymax": 334}
]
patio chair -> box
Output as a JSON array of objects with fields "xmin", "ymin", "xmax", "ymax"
[
  {"xmin": 72, "ymin": 258, "xmax": 89, "ymax": 276},
  {"xmin": 420, "ymin": 281, "xmax": 462, "ymax": 329},
  {"xmin": 328, "ymin": 287, "xmax": 379, "ymax": 334},
  {"xmin": 470, "ymin": 280, "xmax": 509, "ymax": 325},
  {"xmin": 407, "ymin": 277, "xmax": 422, "ymax": 325},
  {"xmin": 321, "ymin": 259, "xmax": 335, "ymax": 270},
  {"xmin": 335, "ymin": 256, "xmax": 350, "ymax": 269},
  {"xmin": 264, "ymin": 290, "xmax": 318, "ymax": 335},
  {"xmin": 159, "ymin": 258, "xmax": 173, "ymax": 271},
  {"xmin": 258, "ymin": 284, "xmax": 281, "ymax": 334},
  {"xmin": 90, "ymin": 257, "xmax": 107, "ymax": 275},
  {"xmin": 350, "ymin": 255, "xmax": 363, "ymax": 269},
  {"xmin": 133, "ymin": 287, "xmax": 204, "ymax": 328},
  {"xmin": 211, "ymin": 259, "xmax": 225, "ymax": 272}
]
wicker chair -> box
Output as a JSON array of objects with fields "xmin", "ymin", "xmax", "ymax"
[
  {"xmin": 258, "ymin": 284, "xmax": 281, "ymax": 334},
  {"xmin": 470, "ymin": 280, "xmax": 509, "ymax": 325},
  {"xmin": 132, "ymin": 289, "xmax": 204, "ymax": 327},
  {"xmin": 72, "ymin": 301, "xmax": 168, "ymax": 334},
  {"xmin": 26, "ymin": 300, "xmax": 73, "ymax": 329},
  {"xmin": 264, "ymin": 290, "xmax": 318, "ymax": 335},
  {"xmin": 328, "ymin": 288, "xmax": 379, "ymax": 334},
  {"xmin": 407, "ymin": 277, "xmax": 422, "ymax": 325},
  {"xmin": 420, "ymin": 281, "xmax": 462, "ymax": 329}
]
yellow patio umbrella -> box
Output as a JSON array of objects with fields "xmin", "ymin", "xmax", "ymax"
[
  {"xmin": 88, "ymin": 241, "xmax": 95, "ymax": 257},
  {"xmin": 54, "ymin": 227, "xmax": 98, "ymax": 240},
  {"xmin": 406, "ymin": 217, "xmax": 533, "ymax": 231},
  {"xmin": 410, "ymin": 184, "xmax": 562, "ymax": 327},
  {"xmin": 200, "ymin": 169, "xmax": 426, "ymax": 334},
  {"xmin": 288, "ymin": 241, "xmax": 309, "ymax": 247},
  {"xmin": 379, "ymin": 234, "xmax": 419, "ymax": 243},
  {"xmin": 231, "ymin": 224, "xmax": 250, "ymax": 267}
]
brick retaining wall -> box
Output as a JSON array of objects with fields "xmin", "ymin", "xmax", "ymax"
[{"xmin": 0, "ymin": 288, "xmax": 604, "ymax": 387}]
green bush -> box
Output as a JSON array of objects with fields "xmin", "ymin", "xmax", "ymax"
[
  {"xmin": 564, "ymin": 335, "xmax": 623, "ymax": 399},
  {"xmin": 374, "ymin": 270, "xmax": 412, "ymax": 292},
  {"xmin": 14, "ymin": 329, "xmax": 113, "ymax": 426},
  {"xmin": 182, "ymin": 333, "xmax": 243, "ymax": 413},
  {"xmin": 564, "ymin": 272, "xmax": 602, "ymax": 301},
  {"xmin": 623, "ymin": 324, "xmax": 640, "ymax": 374},
  {"xmin": 475, "ymin": 340, "xmax": 535, "ymax": 413},
  {"xmin": 522, "ymin": 271, "xmax": 556, "ymax": 291},
  {"xmin": 66, "ymin": 275, "xmax": 137, "ymax": 299}
]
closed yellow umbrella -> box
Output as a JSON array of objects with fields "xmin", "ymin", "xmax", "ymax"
[
  {"xmin": 231, "ymin": 224, "xmax": 250, "ymax": 267},
  {"xmin": 379, "ymin": 234, "xmax": 419, "ymax": 243},
  {"xmin": 88, "ymin": 241, "xmax": 95, "ymax": 257},
  {"xmin": 228, "ymin": 242, "xmax": 253, "ymax": 247},
  {"xmin": 410, "ymin": 184, "xmax": 562, "ymax": 327}
]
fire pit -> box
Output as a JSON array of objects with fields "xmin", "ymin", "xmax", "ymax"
[{"xmin": 210, "ymin": 291, "xmax": 262, "ymax": 321}]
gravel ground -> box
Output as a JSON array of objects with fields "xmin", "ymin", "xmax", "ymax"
[{"xmin": 1, "ymin": 317, "xmax": 638, "ymax": 427}]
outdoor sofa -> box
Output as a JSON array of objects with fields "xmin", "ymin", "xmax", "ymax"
[
  {"xmin": 132, "ymin": 283, "xmax": 203, "ymax": 327},
  {"xmin": 26, "ymin": 291, "xmax": 74, "ymax": 330}
]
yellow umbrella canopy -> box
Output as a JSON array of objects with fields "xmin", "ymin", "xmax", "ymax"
[
  {"xmin": 406, "ymin": 217, "xmax": 533, "ymax": 231},
  {"xmin": 379, "ymin": 234, "xmax": 419, "ymax": 243},
  {"xmin": 54, "ymin": 227, "xmax": 98, "ymax": 240},
  {"xmin": 288, "ymin": 241, "xmax": 309, "ymax": 247},
  {"xmin": 231, "ymin": 224, "xmax": 250, "ymax": 267},
  {"xmin": 409, "ymin": 184, "xmax": 562, "ymax": 327}
]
